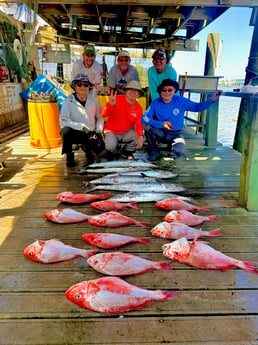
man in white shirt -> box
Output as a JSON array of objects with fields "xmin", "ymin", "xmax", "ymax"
[{"xmin": 71, "ymin": 45, "xmax": 103, "ymax": 97}]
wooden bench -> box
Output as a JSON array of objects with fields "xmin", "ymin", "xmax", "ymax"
[{"xmin": 0, "ymin": 145, "xmax": 13, "ymax": 169}]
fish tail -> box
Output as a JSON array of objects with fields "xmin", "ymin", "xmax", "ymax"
[
  {"xmin": 208, "ymin": 215, "xmax": 217, "ymax": 222},
  {"xmin": 154, "ymin": 261, "xmax": 174, "ymax": 272},
  {"xmin": 134, "ymin": 220, "xmax": 149, "ymax": 227},
  {"xmin": 81, "ymin": 249, "xmax": 98, "ymax": 260},
  {"xmin": 237, "ymin": 261, "xmax": 258, "ymax": 275},
  {"xmin": 99, "ymin": 193, "xmax": 111, "ymax": 199},
  {"xmin": 156, "ymin": 290, "xmax": 181, "ymax": 301},
  {"xmin": 128, "ymin": 202, "xmax": 138, "ymax": 209},
  {"xmin": 197, "ymin": 207, "xmax": 209, "ymax": 213},
  {"xmin": 138, "ymin": 237, "xmax": 152, "ymax": 244},
  {"xmin": 207, "ymin": 228, "xmax": 223, "ymax": 237}
]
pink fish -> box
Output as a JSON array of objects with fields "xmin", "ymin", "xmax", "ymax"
[
  {"xmin": 44, "ymin": 208, "xmax": 91, "ymax": 223},
  {"xmin": 164, "ymin": 210, "xmax": 217, "ymax": 226},
  {"xmin": 88, "ymin": 211, "xmax": 148, "ymax": 228},
  {"xmin": 23, "ymin": 239, "xmax": 97, "ymax": 263},
  {"xmin": 155, "ymin": 198, "xmax": 208, "ymax": 212},
  {"xmin": 65, "ymin": 276, "xmax": 180, "ymax": 313},
  {"xmin": 151, "ymin": 221, "xmax": 222, "ymax": 240},
  {"xmin": 87, "ymin": 252, "xmax": 173, "ymax": 275},
  {"xmin": 90, "ymin": 200, "xmax": 138, "ymax": 211},
  {"xmin": 82, "ymin": 233, "xmax": 151, "ymax": 249},
  {"xmin": 162, "ymin": 236, "xmax": 258, "ymax": 275},
  {"xmin": 55, "ymin": 191, "xmax": 111, "ymax": 204}
]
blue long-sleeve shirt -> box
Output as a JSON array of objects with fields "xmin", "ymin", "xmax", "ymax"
[{"xmin": 142, "ymin": 95, "xmax": 214, "ymax": 131}]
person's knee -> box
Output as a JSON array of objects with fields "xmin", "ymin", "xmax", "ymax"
[
  {"xmin": 144, "ymin": 125, "xmax": 151, "ymax": 133},
  {"xmin": 61, "ymin": 126, "xmax": 73, "ymax": 138},
  {"xmin": 171, "ymin": 138, "xmax": 186, "ymax": 156}
]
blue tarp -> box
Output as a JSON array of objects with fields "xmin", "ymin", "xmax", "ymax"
[{"xmin": 20, "ymin": 74, "xmax": 67, "ymax": 110}]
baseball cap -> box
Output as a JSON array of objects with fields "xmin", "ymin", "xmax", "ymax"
[
  {"xmin": 71, "ymin": 74, "xmax": 93, "ymax": 89},
  {"xmin": 83, "ymin": 44, "xmax": 95, "ymax": 55},
  {"xmin": 118, "ymin": 51, "xmax": 130, "ymax": 58},
  {"xmin": 152, "ymin": 49, "xmax": 166, "ymax": 59}
]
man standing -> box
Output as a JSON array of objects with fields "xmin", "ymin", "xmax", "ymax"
[
  {"xmin": 60, "ymin": 74, "xmax": 104, "ymax": 167},
  {"xmin": 101, "ymin": 80, "xmax": 144, "ymax": 160},
  {"xmin": 108, "ymin": 51, "xmax": 139, "ymax": 95},
  {"xmin": 147, "ymin": 49, "xmax": 177, "ymax": 101},
  {"xmin": 71, "ymin": 45, "xmax": 103, "ymax": 96}
]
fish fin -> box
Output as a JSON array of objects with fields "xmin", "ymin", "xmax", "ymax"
[
  {"xmin": 208, "ymin": 215, "xmax": 217, "ymax": 222},
  {"xmin": 237, "ymin": 261, "xmax": 258, "ymax": 275},
  {"xmin": 128, "ymin": 202, "xmax": 138, "ymax": 209},
  {"xmin": 154, "ymin": 261, "xmax": 174, "ymax": 272},
  {"xmin": 197, "ymin": 207, "xmax": 209, "ymax": 213},
  {"xmin": 85, "ymin": 185, "xmax": 97, "ymax": 193},
  {"xmin": 192, "ymin": 228, "xmax": 203, "ymax": 246},
  {"xmin": 156, "ymin": 290, "xmax": 181, "ymax": 301},
  {"xmin": 82, "ymin": 181, "xmax": 89, "ymax": 187},
  {"xmin": 207, "ymin": 228, "xmax": 223, "ymax": 237},
  {"xmin": 134, "ymin": 220, "xmax": 149, "ymax": 227},
  {"xmin": 138, "ymin": 238, "xmax": 152, "ymax": 244},
  {"xmin": 99, "ymin": 193, "xmax": 111, "ymax": 199}
]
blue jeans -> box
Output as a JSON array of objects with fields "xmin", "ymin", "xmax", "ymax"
[{"xmin": 144, "ymin": 125, "xmax": 185, "ymax": 157}]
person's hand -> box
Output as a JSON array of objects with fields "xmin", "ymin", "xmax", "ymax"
[
  {"xmin": 211, "ymin": 90, "xmax": 222, "ymax": 102},
  {"xmin": 83, "ymin": 125, "xmax": 90, "ymax": 133},
  {"xmin": 136, "ymin": 135, "xmax": 144, "ymax": 149},
  {"xmin": 164, "ymin": 121, "xmax": 173, "ymax": 130},
  {"xmin": 109, "ymin": 89, "xmax": 117, "ymax": 106}
]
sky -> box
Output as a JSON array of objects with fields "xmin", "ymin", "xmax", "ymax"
[{"xmin": 172, "ymin": 7, "xmax": 254, "ymax": 81}]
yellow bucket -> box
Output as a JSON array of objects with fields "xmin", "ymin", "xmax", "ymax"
[{"xmin": 28, "ymin": 102, "xmax": 62, "ymax": 148}]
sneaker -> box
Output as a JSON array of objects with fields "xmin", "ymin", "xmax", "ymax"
[
  {"xmin": 147, "ymin": 152, "xmax": 161, "ymax": 161},
  {"xmin": 66, "ymin": 153, "xmax": 75, "ymax": 167}
]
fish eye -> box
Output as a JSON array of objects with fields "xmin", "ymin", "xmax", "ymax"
[
  {"xmin": 29, "ymin": 252, "xmax": 33, "ymax": 256},
  {"xmin": 93, "ymin": 260, "xmax": 98, "ymax": 264},
  {"xmin": 174, "ymin": 252, "xmax": 179, "ymax": 256},
  {"xmin": 76, "ymin": 294, "xmax": 82, "ymax": 300}
]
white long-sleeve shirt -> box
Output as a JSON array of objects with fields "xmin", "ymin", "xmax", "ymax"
[{"xmin": 60, "ymin": 93, "xmax": 104, "ymax": 132}]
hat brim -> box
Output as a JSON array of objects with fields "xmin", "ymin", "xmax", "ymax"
[{"xmin": 124, "ymin": 87, "xmax": 145, "ymax": 97}]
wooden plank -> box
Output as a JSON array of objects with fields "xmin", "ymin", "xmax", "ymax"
[{"xmin": 0, "ymin": 316, "xmax": 257, "ymax": 345}]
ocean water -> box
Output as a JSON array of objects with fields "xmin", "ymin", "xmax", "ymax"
[{"xmin": 186, "ymin": 86, "xmax": 240, "ymax": 147}]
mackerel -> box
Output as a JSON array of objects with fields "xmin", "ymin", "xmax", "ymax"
[
  {"xmin": 79, "ymin": 167, "xmax": 150, "ymax": 175},
  {"xmin": 99, "ymin": 170, "xmax": 177, "ymax": 179},
  {"xmin": 110, "ymin": 192, "xmax": 192, "ymax": 203},
  {"xmin": 87, "ymin": 160, "xmax": 157, "ymax": 169},
  {"xmin": 88, "ymin": 175, "xmax": 159, "ymax": 185},
  {"xmin": 86, "ymin": 182, "xmax": 185, "ymax": 193}
]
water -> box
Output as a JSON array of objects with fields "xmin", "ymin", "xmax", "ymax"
[
  {"xmin": 186, "ymin": 86, "xmax": 240, "ymax": 147},
  {"xmin": 217, "ymin": 87, "xmax": 241, "ymax": 147}
]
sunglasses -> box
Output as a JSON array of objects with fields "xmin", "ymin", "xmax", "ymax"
[
  {"xmin": 75, "ymin": 81, "xmax": 90, "ymax": 87},
  {"xmin": 161, "ymin": 88, "xmax": 174, "ymax": 93},
  {"xmin": 118, "ymin": 58, "xmax": 130, "ymax": 62},
  {"xmin": 153, "ymin": 56, "xmax": 165, "ymax": 61}
]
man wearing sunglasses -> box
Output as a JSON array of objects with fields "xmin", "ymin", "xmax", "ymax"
[
  {"xmin": 142, "ymin": 79, "xmax": 221, "ymax": 161},
  {"xmin": 71, "ymin": 45, "xmax": 103, "ymax": 97},
  {"xmin": 60, "ymin": 74, "xmax": 104, "ymax": 167},
  {"xmin": 148, "ymin": 49, "xmax": 177, "ymax": 101},
  {"xmin": 108, "ymin": 51, "xmax": 139, "ymax": 95}
]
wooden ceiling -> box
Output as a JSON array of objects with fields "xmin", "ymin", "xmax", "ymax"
[{"xmin": 23, "ymin": 0, "xmax": 258, "ymax": 50}]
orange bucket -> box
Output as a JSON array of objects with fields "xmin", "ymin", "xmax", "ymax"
[{"xmin": 28, "ymin": 101, "xmax": 62, "ymax": 148}]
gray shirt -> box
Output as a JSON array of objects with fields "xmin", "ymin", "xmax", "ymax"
[{"xmin": 107, "ymin": 64, "xmax": 139, "ymax": 94}]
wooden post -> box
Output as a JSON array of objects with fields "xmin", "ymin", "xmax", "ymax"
[
  {"xmin": 200, "ymin": 33, "xmax": 220, "ymax": 144},
  {"xmin": 238, "ymin": 97, "xmax": 258, "ymax": 210},
  {"xmin": 233, "ymin": 8, "xmax": 258, "ymax": 153}
]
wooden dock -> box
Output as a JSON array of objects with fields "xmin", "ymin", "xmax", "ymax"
[{"xmin": 0, "ymin": 129, "xmax": 258, "ymax": 344}]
